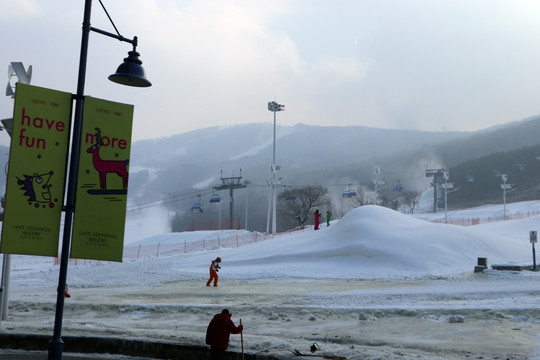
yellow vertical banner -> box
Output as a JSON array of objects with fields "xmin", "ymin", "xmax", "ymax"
[
  {"xmin": 0, "ymin": 83, "xmax": 72, "ymax": 256},
  {"xmin": 71, "ymin": 96, "xmax": 133, "ymax": 262}
]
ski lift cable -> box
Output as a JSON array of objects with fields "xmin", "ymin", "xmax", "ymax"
[
  {"xmin": 126, "ymin": 190, "xmax": 212, "ymax": 211},
  {"xmin": 126, "ymin": 188, "xmax": 214, "ymax": 212}
]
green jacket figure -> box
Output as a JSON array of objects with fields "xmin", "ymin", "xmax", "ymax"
[{"xmin": 326, "ymin": 211, "xmax": 332, "ymax": 226}]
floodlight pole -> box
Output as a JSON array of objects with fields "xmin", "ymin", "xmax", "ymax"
[{"xmin": 267, "ymin": 101, "xmax": 284, "ymax": 234}]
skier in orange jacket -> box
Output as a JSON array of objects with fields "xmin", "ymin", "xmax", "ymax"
[{"xmin": 206, "ymin": 257, "xmax": 222, "ymax": 287}]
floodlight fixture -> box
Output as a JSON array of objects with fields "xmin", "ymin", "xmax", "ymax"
[{"xmin": 268, "ymin": 101, "xmax": 284, "ymax": 112}]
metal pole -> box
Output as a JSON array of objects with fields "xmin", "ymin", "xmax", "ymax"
[
  {"xmin": 271, "ymin": 110, "xmax": 277, "ymax": 234},
  {"xmin": 0, "ymin": 254, "xmax": 11, "ymax": 321},
  {"xmin": 272, "ymin": 111, "xmax": 276, "ymax": 167},
  {"xmin": 245, "ymin": 189, "xmax": 248, "ymax": 230},
  {"xmin": 533, "ymin": 242, "xmax": 536, "ymax": 271},
  {"xmin": 444, "ymin": 186, "xmax": 448, "ymax": 223},
  {"xmin": 265, "ymin": 188, "xmax": 271, "ymax": 234},
  {"xmin": 433, "ymin": 182, "xmax": 437, "ymax": 213},
  {"xmin": 502, "ymin": 174, "xmax": 508, "ymax": 220},
  {"xmin": 444, "ymin": 173, "xmax": 449, "ymax": 224},
  {"xmin": 229, "ymin": 187, "xmax": 234, "ymax": 229},
  {"xmin": 48, "ymin": 0, "xmax": 92, "ymax": 358},
  {"xmin": 503, "ymin": 189, "xmax": 506, "ymax": 219},
  {"xmin": 272, "ymin": 183, "xmax": 277, "ymax": 233},
  {"xmin": 503, "ymin": 187, "xmax": 507, "ymax": 220}
]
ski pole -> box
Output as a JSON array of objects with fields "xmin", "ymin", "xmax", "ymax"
[{"xmin": 240, "ymin": 319, "xmax": 244, "ymax": 360}]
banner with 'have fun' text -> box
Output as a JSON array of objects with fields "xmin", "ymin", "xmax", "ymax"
[{"xmin": 1, "ymin": 83, "xmax": 72, "ymax": 256}]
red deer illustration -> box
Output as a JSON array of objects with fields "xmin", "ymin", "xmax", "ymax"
[{"xmin": 87, "ymin": 128, "xmax": 129, "ymax": 193}]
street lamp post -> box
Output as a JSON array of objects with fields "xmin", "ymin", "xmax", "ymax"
[
  {"xmin": 267, "ymin": 101, "xmax": 284, "ymax": 234},
  {"xmin": 48, "ymin": 1, "xmax": 150, "ymax": 359}
]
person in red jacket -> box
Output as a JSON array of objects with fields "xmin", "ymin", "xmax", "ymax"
[
  {"xmin": 205, "ymin": 309, "xmax": 243, "ymax": 360},
  {"xmin": 206, "ymin": 257, "xmax": 221, "ymax": 287},
  {"xmin": 314, "ymin": 209, "xmax": 321, "ymax": 230}
]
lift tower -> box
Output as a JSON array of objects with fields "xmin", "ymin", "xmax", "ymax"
[
  {"xmin": 214, "ymin": 170, "xmax": 247, "ymax": 229},
  {"xmin": 425, "ymin": 167, "xmax": 446, "ymax": 213}
]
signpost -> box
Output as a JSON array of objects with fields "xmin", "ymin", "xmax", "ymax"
[{"xmin": 530, "ymin": 231, "xmax": 537, "ymax": 271}]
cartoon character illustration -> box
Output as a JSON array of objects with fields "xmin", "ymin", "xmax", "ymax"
[
  {"xmin": 86, "ymin": 128, "xmax": 129, "ymax": 193},
  {"xmin": 17, "ymin": 170, "xmax": 56, "ymax": 208}
]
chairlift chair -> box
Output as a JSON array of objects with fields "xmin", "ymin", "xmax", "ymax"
[
  {"xmin": 342, "ymin": 185, "xmax": 357, "ymax": 198},
  {"xmin": 191, "ymin": 194, "xmax": 203, "ymax": 212}
]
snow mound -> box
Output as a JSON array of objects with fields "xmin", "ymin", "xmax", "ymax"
[{"xmin": 176, "ymin": 205, "xmax": 529, "ymax": 279}]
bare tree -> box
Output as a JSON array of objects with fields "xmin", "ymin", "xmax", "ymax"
[
  {"xmin": 379, "ymin": 194, "xmax": 401, "ymax": 210},
  {"xmin": 278, "ymin": 186, "xmax": 330, "ymax": 229},
  {"xmin": 349, "ymin": 188, "xmax": 374, "ymax": 207},
  {"xmin": 400, "ymin": 190, "xmax": 422, "ymax": 214}
]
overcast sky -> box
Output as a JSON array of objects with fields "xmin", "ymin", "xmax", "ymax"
[{"xmin": 1, "ymin": 0, "xmax": 540, "ymax": 147}]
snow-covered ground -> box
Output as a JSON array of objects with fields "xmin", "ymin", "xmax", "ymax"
[{"xmin": 3, "ymin": 201, "xmax": 540, "ymax": 359}]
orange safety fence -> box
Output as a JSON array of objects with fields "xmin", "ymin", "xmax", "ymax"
[{"xmin": 54, "ymin": 226, "xmax": 311, "ymax": 264}]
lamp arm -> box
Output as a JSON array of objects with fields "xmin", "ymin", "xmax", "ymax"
[{"xmin": 90, "ymin": 26, "xmax": 137, "ymax": 49}]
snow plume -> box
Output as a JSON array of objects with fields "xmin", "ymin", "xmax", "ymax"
[
  {"xmin": 407, "ymin": 155, "xmax": 444, "ymax": 192},
  {"xmin": 124, "ymin": 206, "xmax": 171, "ymax": 244}
]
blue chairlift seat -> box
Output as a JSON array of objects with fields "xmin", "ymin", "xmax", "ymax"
[
  {"xmin": 191, "ymin": 204, "xmax": 203, "ymax": 212},
  {"xmin": 392, "ymin": 185, "xmax": 403, "ymax": 192},
  {"xmin": 466, "ymin": 175, "xmax": 475, "ymax": 182},
  {"xmin": 343, "ymin": 190, "xmax": 357, "ymax": 197},
  {"xmin": 210, "ymin": 195, "xmax": 220, "ymax": 203}
]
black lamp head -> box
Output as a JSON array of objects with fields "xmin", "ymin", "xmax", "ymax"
[{"xmin": 109, "ymin": 50, "xmax": 151, "ymax": 87}]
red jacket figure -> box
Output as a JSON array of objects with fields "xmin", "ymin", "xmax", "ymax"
[
  {"xmin": 206, "ymin": 309, "xmax": 243, "ymax": 358},
  {"xmin": 206, "ymin": 257, "xmax": 221, "ymax": 287},
  {"xmin": 314, "ymin": 209, "xmax": 321, "ymax": 230}
]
